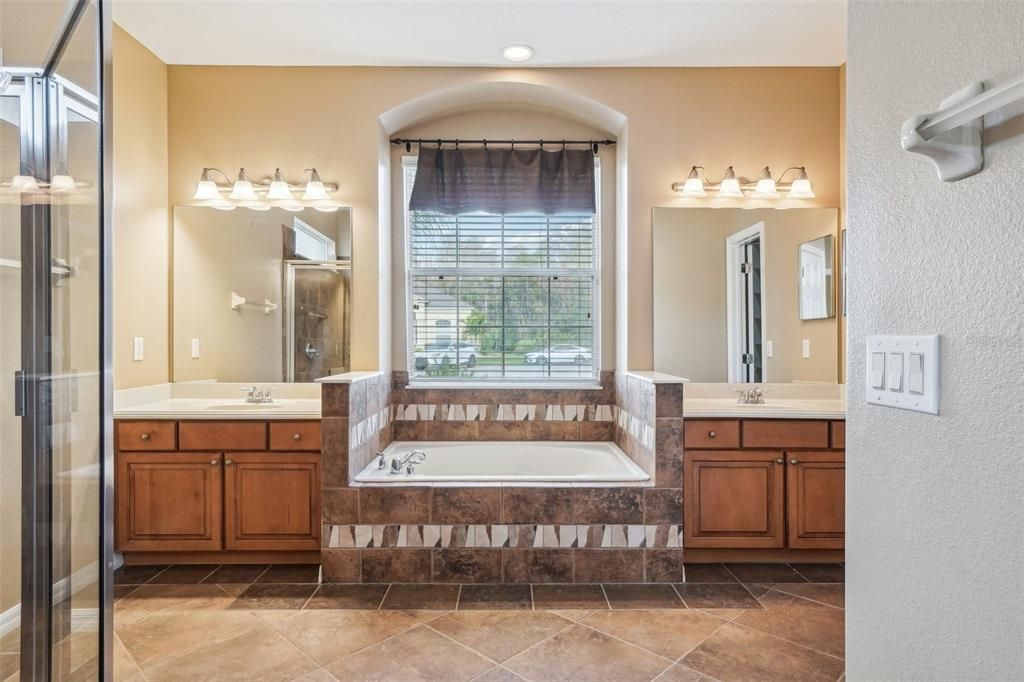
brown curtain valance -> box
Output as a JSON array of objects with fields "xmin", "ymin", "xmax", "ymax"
[{"xmin": 409, "ymin": 145, "xmax": 596, "ymax": 215}]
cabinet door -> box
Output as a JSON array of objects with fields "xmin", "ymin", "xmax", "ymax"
[
  {"xmin": 786, "ymin": 451, "xmax": 845, "ymax": 549},
  {"xmin": 684, "ymin": 450, "xmax": 785, "ymax": 548},
  {"xmin": 224, "ymin": 452, "xmax": 321, "ymax": 551},
  {"xmin": 116, "ymin": 452, "xmax": 223, "ymax": 551}
]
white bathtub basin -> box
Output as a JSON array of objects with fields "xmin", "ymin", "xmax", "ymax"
[{"xmin": 355, "ymin": 440, "xmax": 650, "ymax": 485}]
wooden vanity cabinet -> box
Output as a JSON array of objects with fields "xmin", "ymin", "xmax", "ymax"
[
  {"xmin": 115, "ymin": 419, "xmax": 321, "ymax": 556},
  {"xmin": 683, "ymin": 419, "xmax": 845, "ymax": 551}
]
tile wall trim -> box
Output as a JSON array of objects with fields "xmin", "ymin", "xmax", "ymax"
[{"xmin": 325, "ymin": 524, "xmax": 682, "ymax": 549}]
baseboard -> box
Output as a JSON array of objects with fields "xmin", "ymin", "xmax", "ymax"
[{"xmin": 0, "ymin": 561, "xmax": 101, "ymax": 638}]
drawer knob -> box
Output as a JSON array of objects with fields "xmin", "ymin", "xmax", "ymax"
[
  {"xmin": 776, "ymin": 458, "xmax": 784, "ymax": 464},
  {"xmin": 292, "ymin": 433, "xmax": 302, "ymax": 441},
  {"xmin": 790, "ymin": 458, "xmax": 799, "ymax": 465},
  {"xmin": 140, "ymin": 432, "xmax": 151, "ymax": 441},
  {"xmin": 225, "ymin": 459, "xmax": 233, "ymax": 465},
  {"xmin": 210, "ymin": 460, "xmax": 218, "ymax": 466},
  {"xmin": 708, "ymin": 431, "xmax": 717, "ymax": 438}
]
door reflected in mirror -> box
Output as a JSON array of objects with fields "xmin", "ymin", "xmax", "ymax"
[
  {"xmin": 653, "ymin": 208, "xmax": 840, "ymax": 384},
  {"xmin": 173, "ymin": 206, "xmax": 352, "ymax": 383}
]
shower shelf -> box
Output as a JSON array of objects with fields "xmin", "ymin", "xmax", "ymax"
[{"xmin": 230, "ymin": 291, "xmax": 278, "ymax": 315}]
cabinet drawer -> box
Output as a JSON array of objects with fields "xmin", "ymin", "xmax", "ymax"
[
  {"xmin": 830, "ymin": 421, "xmax": 845, "ymax": 449},
  {"xmin": 269, "ymin": 421, "xmax": 321, "ymax": 451},
  {"xmin": 742, "ymin": 420, "xmax": 829, "ymax": 449},
  {"xmin": 684, "ymin": 420, "xmax": 740, "ymax": 449},
  {"xmin": 179, "ymin": 421, "xmax": 267, "ymax": 451},
  {"xmin": 117, "ymin": 421, "xmax": 176, "ymax": 451}
]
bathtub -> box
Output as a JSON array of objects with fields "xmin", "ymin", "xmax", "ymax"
[{"xmin": 354, "ymin": 441, "xmax": 650, "ymax": 485}]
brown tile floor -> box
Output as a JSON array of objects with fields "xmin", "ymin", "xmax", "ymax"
[{"xmin": 107, "ymin": 562, "xmax": 845, "ymax": 681}]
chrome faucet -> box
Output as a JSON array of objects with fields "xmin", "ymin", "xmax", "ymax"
[
  {"xmin": 390, "ymin": 449, "xmax": 426, "ymax": 475},
  {"xmin": 240, "ymin": 385, "xmax": 275, "ymax": 404},
  {"xmin": 735, "ymin": 387, "xmax": 766, "ymax": 404}
]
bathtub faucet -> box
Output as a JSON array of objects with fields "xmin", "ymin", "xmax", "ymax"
[{"xmin": 390, "ymin": 449, "xmax": 426, "ymax": 475}]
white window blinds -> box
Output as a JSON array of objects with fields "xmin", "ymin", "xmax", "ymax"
[{"xmin": 404, "ymin": 158, "xmax": 599, "ymax": 383}]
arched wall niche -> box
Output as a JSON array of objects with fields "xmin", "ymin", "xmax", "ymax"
[{"xmin": 376, "ymin": 81, "xmax": 630, "ymax": 374}]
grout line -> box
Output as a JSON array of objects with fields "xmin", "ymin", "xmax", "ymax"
[
  {"xmin": 720, "ymin": 563, "xmax": 743, "ymax": 584},
  {"xmin": 500, "ymin": 615, "xmax": 579, "ymax": 670},
  {"xmin": 423, "ymin": 622, "xmax": 502, "ymax": 667},
  {"xmin": 736, "ymin": 581, "xmax": 766, "ymax": 609},
  {"xmin": 454, "ymin": 584, "xmax": 462, "ymax": 610},
  {"xmin": 529, "ymin": 584, "xmax": 535, "ymax": 611},
  {"xmin": 724, "ymin": 619, "xmax": 846, "ymax": 663},
  {"xmin": 573, "ymin": 620, "xmax": 676, "ymax": 664},
  {"xmin": 140, "ymin": 564, "xmax": 171, "ymax": 584},
  {"xmin": 250, "ymin": 565, "xmax": 273, "ymax": 583},
  {"xmin": 377, "ymin": 583, "xmax": 392, "ymax": 610},
  {"xmin": 297, "ymin": 584, "xmax": 319, "ymax": 611},
  {"xmin": 669, "ymin": 582, "xmax": 689, "ymax": 608},
  {"xmin": 787, "ymin": 562, "xmax": 814, "ymax": 582},
  {"xmin": 599, "ymin": 584, "xmax": 612, "ymax": 610},
  {"xmin": 768, "ymin": 584, "xmax": 844, "ymax": 611},
  {"xmin": 320, "ymin": 616, "xmax": 432, "ymax": 669}
]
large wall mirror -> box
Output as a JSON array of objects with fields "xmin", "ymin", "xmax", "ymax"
[
  {"xmin": 172, "ymin": 206, "xmax": 352, "ymax": 382},
  {"xmin": 653, "ymin": 207, "xmax": 840, "ymax": 383}
]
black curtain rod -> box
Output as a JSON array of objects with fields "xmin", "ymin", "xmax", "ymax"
[{"xmin": 391, "ymin": 138, "xmax": 616, "ymax": 147}]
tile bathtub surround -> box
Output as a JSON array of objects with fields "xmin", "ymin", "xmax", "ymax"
[{"xmin": 320, "ymin": 371, "xmax": 394, "ymax": 485}]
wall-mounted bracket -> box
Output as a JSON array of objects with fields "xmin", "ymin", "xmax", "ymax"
[
  {"xmin": 230, "ymin": 291, "xmax": 278, "ymax": 315},
  {"xmin": 901, "ymin": 82, "xmax": 984, "ymax": 182}
]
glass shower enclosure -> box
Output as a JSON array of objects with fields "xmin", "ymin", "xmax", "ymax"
[{"xmin": 0, "ymin": 0, "xmax": 112, "ymax": 678}]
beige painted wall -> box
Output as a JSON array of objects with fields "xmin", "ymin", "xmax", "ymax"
[
  {"xmin": 113, "ymin": 25, "xmax": 169, "ymax": 388},
  {"xmin": 165, "ymin": 65, "xmax": 840, "ymax": 371},
  {"xmin": 388, "ymin": 105, "xmax": 617, "ymax": 370},
  {"xmin": 653, "ymin": 208, "xmax": 839, "ymax": 383}
]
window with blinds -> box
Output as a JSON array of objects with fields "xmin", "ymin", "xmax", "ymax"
[{"xmin": 404, "ymin": 157, "xmax": 600, "ymax": 383}]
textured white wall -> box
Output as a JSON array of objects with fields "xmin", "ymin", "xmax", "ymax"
[{"xmin": 847, "ymin": 2, "xmax": 1024, "ymax": 679}]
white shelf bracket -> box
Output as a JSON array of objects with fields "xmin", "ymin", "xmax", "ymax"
[
  {"xmin": 901, "ymin": 74, "xmax": 1024, "ymax": 182},
  {"xmin": 230, "ymin": 291, "xmax": 246, "ymax": 310},
  {"xmin": 263, "ymin": 299, "xmax": 278, "ymax": 315}
]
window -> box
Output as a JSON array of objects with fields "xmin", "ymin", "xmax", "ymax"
[
  {"xmin": 404, "ymin": 156, "xmax": 600, "ymax": 383},
  {"xmin": 292, "ymin": 217, "xmax": 336, "ymax": 261}
]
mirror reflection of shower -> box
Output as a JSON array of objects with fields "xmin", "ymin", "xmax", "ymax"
[{"xmin": 284, "ymin": 216, "xmax": 351, "ymax": 381}]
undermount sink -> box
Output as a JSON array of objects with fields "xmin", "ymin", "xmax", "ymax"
[{"xmin": 204, "ymin": 403, "xmax": 282, "ymax": 410}]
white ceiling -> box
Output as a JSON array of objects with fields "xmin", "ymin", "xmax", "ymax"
[{"xmin": 113, "ymin": 0, "xmax": 847, "ymax": 67}]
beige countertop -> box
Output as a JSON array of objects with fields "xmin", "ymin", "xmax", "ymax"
[
  {"xmin": 114, "ymin": 382, "xmax": 321, "ymax": 419},
  {"xmin": 683, "ymin": 398, "xmax": 846, "ymax": 419}
]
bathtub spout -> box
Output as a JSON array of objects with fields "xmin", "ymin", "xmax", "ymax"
[{"xmin": 390, "ymin": 449, "xmax": 426, "ymax": 474}]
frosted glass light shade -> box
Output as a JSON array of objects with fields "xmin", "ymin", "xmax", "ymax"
[
  {"xmin": 312, "ymin": 200, "xmax": 340, "ymax": 213},
  {"xmin": 193, "ymin": 180, "xmax": 221, "ymax": 200},
  {"xmin": 788, "ymin": 168, "xmax": 815, "ymax": 198},
  {"xmin": 11, "ymin": 175, "xmax": 40, "ymax": 192},
  {"xmin": 230, "ymin": 168, "xmax": 258, "ymax": 201},
  {"xmin": 750, "ymin": 167, "xmax": 778, "ymax": 198},
  {"xmin": 717, "ymin": 166, "xmax": 743, "ymax": 198},
  {"xmin": 50, "ymin": 175, "xmax": 76, "ymax": 192},
  {"xmin": 279, "ymin": 201, "xmax": 304, "ymax": 212},
  {"xmin": 266, "ymin": 168, "xmax": 294, "ymax": 200},
  {"xmin": 302, "ymin": 168, "xmax": 330, "ymax": 201},
  {"xmin": 679, "ymin": 167, "xmax": 706, "ymax": 197}
]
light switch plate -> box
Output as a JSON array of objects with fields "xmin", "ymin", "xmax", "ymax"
[
  {"xmin": 191, "ymin": 338, "xmax": 200, "ymax": 359},
  {"xmin": 866, "ymin": 335, "xmax": 939, "ymax": 414},
  {"xmin": 132, "ymin": 336, "xmax": 144, "ymax": 362},
  {"xmin": 801, "ymin": 339, "xmax": 811, "ymax": 358},
  {"xmin": 765, "ymin": 340, "xmax": 774, "ymax": 358}
]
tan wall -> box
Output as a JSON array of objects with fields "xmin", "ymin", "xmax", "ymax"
[
  {"xmin": 838, "ymin": 62, "xmax": 847, "ymax": 383},
  {"xmin": 388, "ymin": 105, "xmax": 617, "ymax": 370},
  {"xmin": 653, "ymin": 208, "xmax": 839, "ymax": 383},
  {"xmin": 165, "ymin": 65, "xmax": 840, "ymax": 371},
  {"xmin": 113, "ymin": 25, "xmax": 169, "ymax": 388}
]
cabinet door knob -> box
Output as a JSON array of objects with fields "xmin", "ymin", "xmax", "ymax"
[
  {"xmin": 776, "ymin": 458, "xmax": 783, "ymax": 464},
  {"xmin": 292, "ymin": 433, "xmax": 301, "ymax": 440},
  {"xmin": 225, "ymin": 459, "xmax": 233, "ymax": 465},
  {"xmin": 790, "ymin": 458, "xmax": 799, "ymax": 465},
  {"xmin": 708, "ymin": 431, "xmax": 717, "ymax": 438},
  {"xmin": 140, "ymin": 433, "xmax": 151, "ymax": 441},
  {"xmin": 210, "ymin": 460, "xmax": 218, "ymax": 465}
]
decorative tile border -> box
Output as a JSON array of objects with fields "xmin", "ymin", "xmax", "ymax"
[
  {"xmin": 617, "ymin": 408, "xmax": 655, "ymax": 451},
  {"xmin": 325, "ymin": 524, "xmax": 682, "ymax": 549},
  {"xmin": 392, "ymin": 403, "xmax": 615, "ymax": 423},
  {"xmin": 350, "ymin": 407, "xmax": 391, "ymax": 449}
]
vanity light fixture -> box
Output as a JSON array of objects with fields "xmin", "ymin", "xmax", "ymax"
[
  {"xmin": 10, "ymin": 175, "xmax": 40, "ymax": 192},
  {"xmin": 229, "ymin": 168, "xmax": 258, "ymax": 201},
  {"xmin": 49, "ymin": 174, "xmax": 77, "ymax": 193},
  {"xmin": 672, "ymin": 165, "xmax": 815, "ymax": 200},
  {"xmin": 192, "ymin": 166, "xmax": 340, "ymax": 211},
  {"xmin": 502, "ymin": 45, "xmax": 534, "ymax": 62}
]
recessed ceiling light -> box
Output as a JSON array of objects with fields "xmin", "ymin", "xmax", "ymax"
[{"xmin": 502, "ymin": 45, "xmax": 534, "ymax": 62}]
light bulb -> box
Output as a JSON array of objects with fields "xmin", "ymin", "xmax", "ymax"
[
  {"xmin": 679, "ymin": 166, "xmax": 706, "ymax": 197},
  {"xmin": 717, "ymin": 167, "xmax": 743, "ymax": 198},
  {"xmin": 230, "ymin": 168, "xmax": 258, "ymax": 201},
  {"xmin": 750, "ymin": 167, "xmax": 778, "ymax": 199},
  {"xmin": 788, "ymin": 167, "xmax": 815, "ymax": 198},
  {"xmin": 266, "ymin": 168, "xmax": 294, "ymax": 200},
  {"xmin": 193, "ymin": 169, "xmax": 223, "ymax": 200},
  {"xmin": 302, "ymin": 168, "xmax": 330, "ymax": 201},
  {"xmin": 11, "ymin": 175, "xmax": 40, "ymax": 192},
  {"xmin": 50, "ymin": 175, "xmax": 76, "ymax": 192},
  {"xmin": 502, "ymin": 45, "xmax": 534, "ymax": 62}
]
